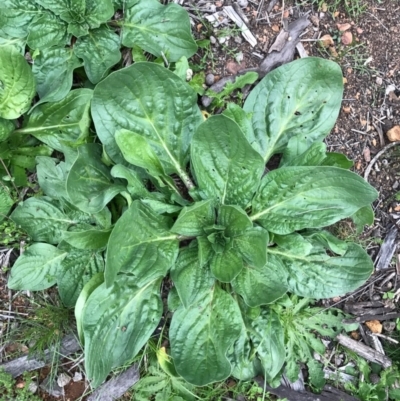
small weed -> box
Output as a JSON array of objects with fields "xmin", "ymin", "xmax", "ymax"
[
  {"xmin": 302, "ymin": 0, "xmax": 367, "ymax": 18},
  {"xmin": 0, "ymin": 218, "xmax": 30, "ymax": 247},
  {"xmin": 0, "ymin": 369, "xmax": 42, "ymax": 401}
]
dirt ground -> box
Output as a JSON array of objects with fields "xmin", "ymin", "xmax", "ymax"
[{"xmin": 1, "ymin": 0, "xmax": 400, "ymax": 400}]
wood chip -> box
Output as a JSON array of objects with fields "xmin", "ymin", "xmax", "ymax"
[{"xmin": 365, "ymin": 320, "xmax": 383, "ymax": 334}]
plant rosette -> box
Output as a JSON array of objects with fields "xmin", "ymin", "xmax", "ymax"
[{"xmin": 7, "ymin": 57, "xmax": 378, "ymax": 388}]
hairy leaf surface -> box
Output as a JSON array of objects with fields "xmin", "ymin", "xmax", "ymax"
[
  {"xmin": 8, "ymin": 243, "xmax": 67, "ymax": 290},
  {"xmin": 191, "ymin": 115, "xmax": 264, "ymax": 208},
  {"xmin": 251, "ymin": 166, "xmax": 378, "ymax": 234},
  {"xmin": 244, "ymin": 58, "xmax": 343, "ymax": 161},
  {"xmin": 122, "ymin": 0, "xmax": 197, "ymax": 62},
  {"xmin": 170, "ymin": 286, "xmax": 241, "ymax": 385}
]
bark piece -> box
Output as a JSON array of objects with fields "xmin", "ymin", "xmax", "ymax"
[
  {"xmin": 336, "ymin": 334, "xmax": 392, "ymax": 368},
  {"xmin": 343, "ymin": 312, "xmax": 400, "ymax": 324},
  {"xmin": 223, "ymin": 6, "xmax": 257, "ymax": 47},
  {"xmin": 0, "ymin": 334, "xmax": 81, "ymax": 378},
  {"xmin": 375, "ymin": 225, "xmax": 398, "ymax": 270},
  {"xmin": 87, "ymin": 364, "xmax": 140, "ymax": 401}
]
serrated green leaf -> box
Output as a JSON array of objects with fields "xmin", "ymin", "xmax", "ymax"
[
  {"xmin": 8, "ymin": 243, "xmax": 68, "ymax": 290},
  {"xmin": 32, "ymin": 47, "xmax": 81, "ymax": 106},
  {"xmin": 171, "ymin": 200, "xmax": 215, "ymax": 236},
  {"xmin": 106, "ymin": 200, "xmax": 178, "ymax": 287},
  {"xmin": 27, "ymin": 12, "xmax": 69, "ymax": 49},
  {"xmin": 0, "ymin": 0, "xmax": 42, "ymax": 38},
  {"xmin": 191, "ymin": 115, "xmax": 264, "ymax": 208},
  {"xmin": 170, "ymin": 286, "xmax": 242, "ymax": 385},
  {"xmin": 0, "ymin": 186, "xmax": 14, "ymax": 220},
  {"xmin": 268, "ymin": 234, "xmax": 373, "ymax": 298},
  {"xmin": 244, "ymin": 58, "xmax": 343, "ymax": 161},
  {"xmin": 170, "ymin": 245, "xmax": 214, "ymax": 308},
  {"xmin": 232, "ymin": 253, "xmax": 287, "ymax": 307},
  {"xmin": 36, "ymin": 156, "xmax": 69, "ymax": 200},
  {"xmin": 91, "ymin": 62, "xmax": 202, "ymax": 182},
  {"xmin": 251, "ymin": 166, "xmax": 378, "ymax": 235},
  {"xmin": 0, "ymin": 46, "xmax": 35, "ymax": 119},
  {"xmin": 250, "ymin": 308, "xmax": 285, "ymax": 383},
  {"xmin": 66, "ymin": 143, "xmax": 124, "ymax": 214},
  {"xmin": 11, "ymin": 197, "xmax": 74, "ymax": 244},
  {"xmin": 122, "ymin": 0, "xmax": 197, "ymax": 62},
  {"xmin": 74, "ymin": 26, "xmax": 121, "ymax": 84},
  {"xmin": 57, "ymin": 243, "xmax": 104, "ymax": 307},
  {"xmin": 210, "ymin": 248, "xmax": 243, "ymax": 283},
  {"xmin": 18, "ymin": 89, "xmax": 93, "ymax": 151},
  {"xmin": 83, "ymin": 276, "xmax": 162, "ymax": 388},
  {"xmin": 75, "ymin": 271, "xmax": 104, "ymax": 342},
  {"xmin": 0, "ymin": 118, "xmax": 14, "ymax": 142}
]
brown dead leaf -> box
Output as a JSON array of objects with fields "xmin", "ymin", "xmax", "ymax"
[
  {"xmin": 196, "ymin": 23, "xmax": 203, "ymax": 32},
  {"xmin": 395, "ymin": 205, "xmax": 400, "ymax": 212},
  {"xmin": 337, "ymin": 22, "xmax": 351, "ymax": 31},
  {"xmin": 320, "ymin": 34, "xmax": 334, "ymax": 48},
  {"xmin": 334, "ymin": 11, "xmax": 340, "ymax": 18},
  {"xmin": 355, "ymin": 160, "xmax": 362, "ymax": 170},
  {"xmin": 363, "ymin": 147, "xmax": 371, "ymax": 162},
  {"xmin": 341, "ymin": 31, "xmax": 353, "ymax": 45},
  {"xmin": 321, "ymin": 2, "xmax": 327, "ymax": 12},
  {"xmin": 350, "ymin": 331, "xmax": 360, "ymax": 340},
  {"xmin": 310, "ymin": 15, "xmax": 319, "ymax": 27},
  {"xmin": 387, "ymin": 125, "xmax": 400, "ymax": 142},
  {"xmin": 226, "ymin": 60, "xmax": 246, "ymax": 75},
  {"xmin": 343, "ymin": 77, "xmax": 347, "ymax": 84},
  {"xmin": 271, "ymin": 24, "xmax": 280, "ymax": 32},
  {"xmin": 342, "ymin": 106, "xmax": 351, "ymax": 113},
  {"xmin": 365, "ymin": 320, "xmax": 383, "ymax": 334}
]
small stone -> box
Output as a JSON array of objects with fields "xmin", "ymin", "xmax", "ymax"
[
  {"xmin": 383, "ymin": 321, "xmax": 396, "ymax": 332},
  {"xmin": 341, "ymin": 31, "xmax": 353, "ymax": 45},
  {"xmin": 186, "ymin": 68, "xmax": 193, "ymax": 81},
  {"xmin": 393, "ymin": 181, "xmax": 399, "ymax": 190},
  {"xmin": 28, "ymin": 381, "xmax": 38, "ymax": 394},
  {"xmin": 337, "ymin": 22, "xmax": 351, "ymax": 31},
  {"xmin": 57, "ymin": 372, "xmax": 71, "ymax": 388},
  {"xmin": 387, "ymin": 125, "xmax": 400, "ymax": 142},
  {"xmin": 73, "ymin": 371, "xmax": 83, "ymax": 382},
  {"xmin": 234, "ymin": 36, "xmax": 243, "ymax": 44},
  {"xmin": 209, "ymin": 35, "xmax": 217, "ymax": 44},
  {"xmin": 371, "ymin": 293, "xmax": 381, "ymax": 301},
  {"xmin": 40, "ymin": 376, "xmax": 64, "ymax": 397},
  {"xmin": 218, "ymin": 35, "xmax": 229, "ymax": 44},
  {"xmin": 205, "ymin": 73, "xmax": 215, "ymax": 86},
  {"xmin": 237, "ymin": 0, "xmax": 248, "ymax": 7},
  {"xmin": 376, "ymin": 76, "xmax": 383, "ymax": 85},
  {"xmin": 356, "ymin": 27, "xmax": 363, "ymax": 34}
]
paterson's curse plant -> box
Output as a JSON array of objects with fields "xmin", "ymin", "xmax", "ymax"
[{"xmin": 6, "ymin": 57, "xmax": 378, "ymax": 388}]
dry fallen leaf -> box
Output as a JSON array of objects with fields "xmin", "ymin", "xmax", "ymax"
[
  {"xmin": 342, "ymin": 106, "xmax": 351, "ymax": 113},
  {"xmin": 321, "ymin": 2, "xmax": 328, "ymax": 12},
  {"xmin": 365, "ymin": 320, "xmax": 383, "ymax": 334},
  {"xmin": 372, "ymin": 138, "xmax": 377, "ymax": 147},
  {"xmin": 320, "ymin": 34, "xmax": 334, "ymax": 47},
  {"xmin": 343, "ymin": 77, "xmax": 347, "ymax": 84},
  {"xmin": 337, "ymin": 22, "xmax": 351, "ymax": 31},
  {"xmin": 355, "ymin": 160, "xmax": 362, "ymax": 170},
  {"xmin": 341, "ymin": 31, "xmax": 353, "ymax": 45},
  {"xmin": 387, "ymin": 125, "xmax": 400, "ymax": 142},
  {"xmin": 350, "ymin": 331, "xmax": 360, "ymax": 340},
  {"xmin": 271, "ymin": 24, "xmax": 280, "ymax": 32}
]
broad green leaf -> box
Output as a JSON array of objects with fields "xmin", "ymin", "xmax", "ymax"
[
  {"xmin": 0, "ymin": 118, "xmax": 14, "ymax": 142},
  {"xmin": 244, "ymin": 58, "xmax": 343, "ymax": 161},
  {"xmin": 36, "ymin": 156, "xmax": 69, "ymax": 200},
  {"xmin": 141, "ymin": 199, "xmax": 182, "ymax": 215},
  {"xmin": 122, "ymin": 0, "xmax": 197, "ymax": 62},
  {"xmin": 197, "ymin": 236, "xmax": 214, "ymax": 267},
  {"xmin": 18, "ymin": 89, "xmax": 93, "ymax": 151},
  {"xmin": 0, "ymin": 186, "xmax": 14, "ymax": 220},
  {"xmin": 74, "ymin": 26, "xmax": 121, "ymax": 84},
  {"xmin": 0, "ymin": 0, "xmax": 42, "ymax": 38},
  {"xmin": 57, "ymin": 244, "xmax": 104, "ymax": 307},
  {"xmin": 171, "ymin": 200, "xmax": 215, "ymax": 236},
  {"xmin": 170, "ymin": 286, "xmax": 242, "ymax": 385},
  {"xmin": 210, "ymin": 248, "xmax": 243, "ymax": 283},
  {"xmin": 32, "ymin": 47, "xmax": 81, "ymax": 106},
  {"xmin": 0, "ymin": 36, "xmax": 26, "ymax": 54},
  {"xmin": 83, "ymin": 276, "xmax": 162, "ymax": 388},
  {"xmin": 62, "ymin": 227, "xmax": 112, "ymax": 250},
  {"xmin": 302, "ymin": 230, "xmax": 348, "ymax": 256},
  {"xmin": 251, "ymin": 166, "xmax": 378, "ymax": 235},
  {"xmin": 8, "ymin": 243, "xmax": 67, "ymax": 290},
  {"xmin": 115, "ymin": 129, "xmax": 165, "ymax": 178},
  {"xmin": 351, "ymin": 205, "xmax": 374, "ymax": 234},
  {"xmin": 35, "ymin": 0, "xmax": 114, "ymax": 37},
  {"xmin": 218, "ymin": 205, "xmax": 252, "ymax": 236},
  {"xmin": 234, "ymin": 227, "xmax": 269, "ymax": 268},
  {"xmin": 106, "ymin": 200, "xmax": 178, "ymax": 287},
  {"xmin": 110, "ymin": 164, "xmax": 151, "ymax": 200},
  {"xmin": 191, "ymin": 115, "xmax": 264, "ymax": 208},
  {"xmin": 27, "ymin": 12, "xmax": 69, "ymax": 49},
  {"xmin": 174, "ymin": 56, "xmax": 190, "ymax": 81},
  {"xmin": 11, "ymin": 197, "xmax": 74, "ymax": 244},
  {"xmin": 170, "ymin": 245, "xmax": 214, "ymax": 308},
  {"xmin": 222, "ymin": 103, "xmax": 256, "ymax": 147},
  {"xmin": 268, "ymin": 234, "xmax": 373, "ymax": 298},
  {"xmin": 66, "ymin": 144, "xmax": 124, "ymax": 214},
  {"xmin": 0, "ymin": 46, "xmax": 35, "ymax": 119},
  {"xmin": 91, "ymin": 62, "xmax": 202, "ymax": 181},
  {"xmin": 281, "ymin": 142, "xmax": 326, "ymax": 167},
  {"xmin": 75, "ymin": 271, "xmax": 104, "ymax": 342},
  {"xmin": 232, "ymin": 253, "xmax": 287, "ymax": 307},
  {"xmin": 250, "ymin": 309, "xmax": 285, "ymax": 383}
]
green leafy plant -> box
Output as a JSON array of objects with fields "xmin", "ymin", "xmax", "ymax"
[
  {"xmin": 0, "ymin": 370, "xmax": 42, "ymax": 401},
  {"xmin": 5, "ymin": 54, "xmax": 378, "ymax": 390}
]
